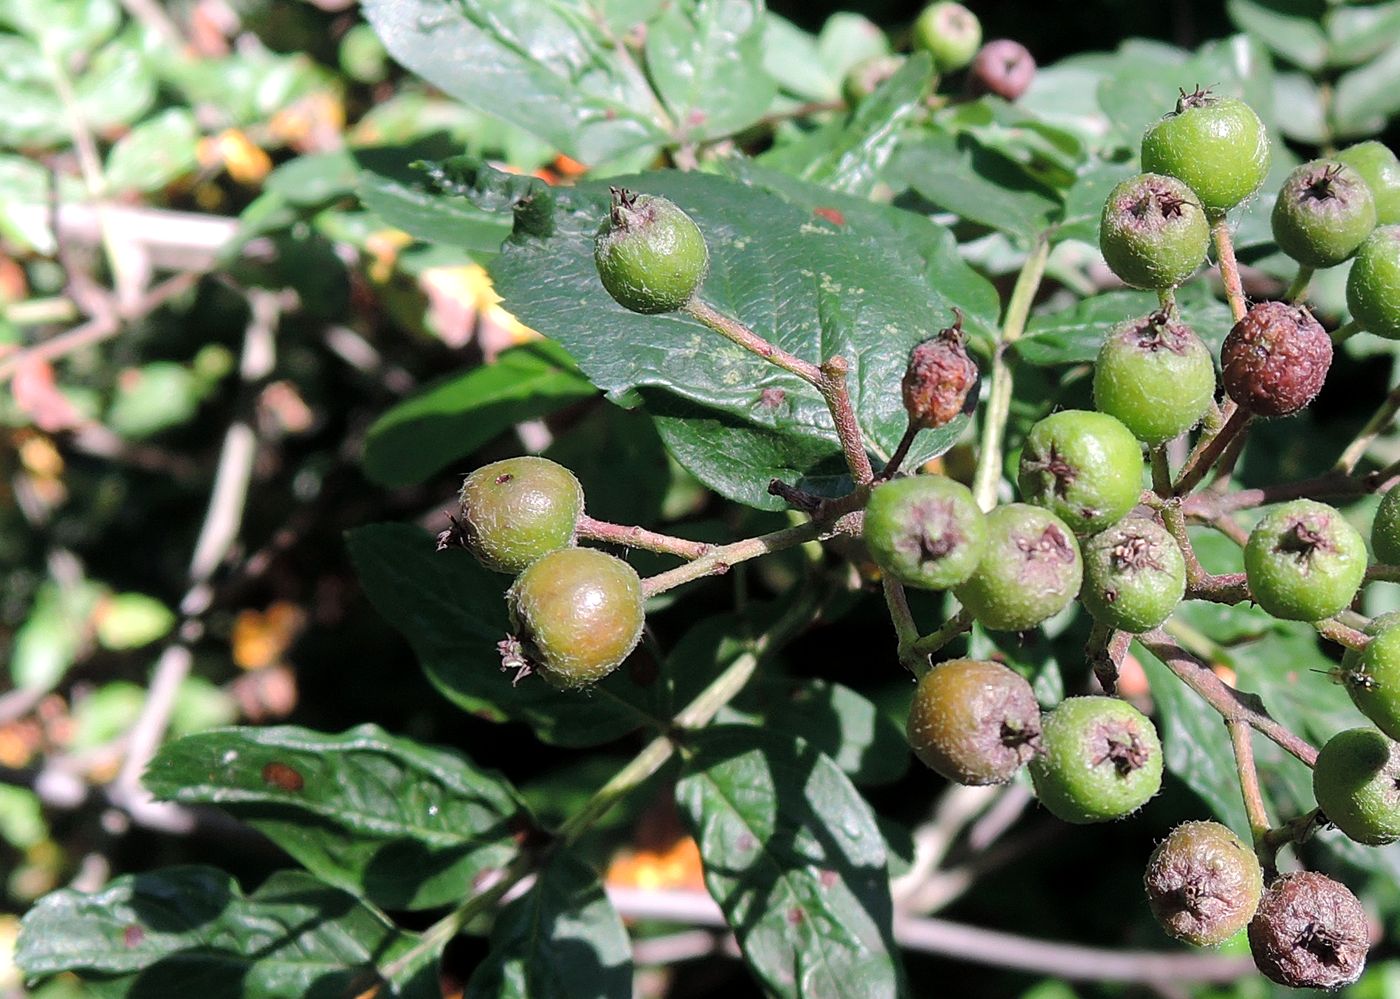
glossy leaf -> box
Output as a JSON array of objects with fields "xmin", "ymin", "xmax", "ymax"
[{"xmin": 1014, "ymin": 285, "xmax": 1232, "ymax": 366}]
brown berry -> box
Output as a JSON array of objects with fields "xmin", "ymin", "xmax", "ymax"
[
  {"xmin": 1220, "ymin": 301, "xmax": 1331, "ymax": 417},
  {"xmin": 902, "ymin": 314, "xmax": 980, "ymax": 430},
  {"xmin": 907, "ymin": 658, "xmax": 1041, "ymax": 785},
  {"xmin": 1143, "ymin": 820, "xmax": 1263, "ymax": 946},
  {"xmin": 968, "ymin": 39, "xmax": 1036, "ymax": 101},
  {"xmin": 1248, "ymin": 872, "xmax": 1369, "ymax": 989}
]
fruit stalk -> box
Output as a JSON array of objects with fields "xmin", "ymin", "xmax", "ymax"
[
  {"xmin": 909, "ymin": 605, "xmax": 977, "ymax": 659},
  {"xmin": 881, "ymin": 576, "xmax": 927, "ymax": 675},
  {"xmin": 1227, "ymin": 719, "xmax": 1272, "ymax": 847},
  {"xmin": 1284, "ymin": 265, "xmax": 1313, "ymax": 303},
  {"xmin": 1211, "ymin": 215, "xmax": 1248, "ymax": 322},
  {"xmin": 1334, "ymin": 379, "xmax": 1400, "ymax": 473},
  {"xmin": 1313, "ymin": 616, "xmax": 1370, "ymax": 650},
  {"xmin": 1173, "ymin": 406, "xmax": 1252, "ymax": 496},
  {"xmin": 576, "ymin": 515, "xmax": 713, "ymax": 560}
]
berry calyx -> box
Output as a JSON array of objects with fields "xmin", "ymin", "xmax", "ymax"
[
  {"xmin": 1099, "ymin": 174, "xmax": 1209, "ymax": 291},
  {"xmin": 967, "ymin": 40, "xmax": 1035, "ymax": 101},
  {"xmin": 1017, "ymin": 409, "xmax": 1144, "ymax": 534},
  {"xmin": 907, "ymin": 658, "xmax": 1040, "ymax": 785},
  {"xmin": 1344, "ymin": 618, "xmax": 1400, "ymax": 742},
  {"xmin": 954, "ymin": 503, "xmax": 1083, "ymax": 631},
  {"xmin": 1093, "ymin": 311, "xmax": 1216, "ymax": 444},
  {"xmin": 1270, "ymin": 160, "xmax": 1376, "ymax": 269},
  {"xmin": 1140, "ymin": 89, "xmax": 1270, "ymax": 216},
  {"xmin": 449, "ymin": 457, "xmax": 584, "ymax": 574},
  {"xmin": 1079, "ymin": 518, "xmax": 1186, "ymax": 633},
  {"xmin": 1336, "ymin": 141, "xmax": 1400, "ymax": 225},
  {"xmin": 1346, "ymin": 225, "xmax": 1400, "ymax": 340},
  {"xmin": 1373, "ymin": 482, "xmax": 1400, "ymax": 565},
  {"xmin": 863, "ymin": 475, "xmax": 987, "ymax": 590},
  {"xmin": 1029, "ymin": 695, "xmax": 1163, "ymax": 824},
  {"xmin": 902, "ymin": 316, "xmax": 979, "ymax": 431},
  {"xmin": 1248, "ymin": 872, "xmax": 1369, "ymax": 989},
  {"xmin": 1242, "ymin": 499, "xmax": 1366, "ymax": 622},
  {"xmin": 1143, "ymin": 820, "xmax": 1264, "ymax": 946},
  {"xmin": 911, "ymin": 2, "xmax": 981, "ymax": 73},
  {"xmin": 594, "ymin": 188, "xmax": 709, "ymax": 315},
  {"xmin": 1312, "ymin": 727, "xmax": 1400, "ymax": 846},
  {"xmin": 505, "ymin": 547, "xmax": 645, "ymax": 689},
  {"xmin": 1219, "ymin": 301, "xmax": 1331, "ymax": 417}
]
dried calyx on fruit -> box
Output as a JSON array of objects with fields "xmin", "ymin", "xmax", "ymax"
[
  {"xmin": 1140, "ymin": 87, "xmax": 1270, "ymax": 216},
  {"xmin": 1248, "ymin": 872, "xmax": 1369, "ymax": 989},
  {"xmin": 902, "ymin": 312, "xmax": 979, "ymax": 431},
  {"xmin": 1271, "ymin": 159, "xmax": 1376, "ymax": 269},
  {"xmin": 1144, "ymin": 820, "xmax": 1264, "ymax": 946},
  {"xmin": 1080, "ymin": 517, "xmax": 1186, "ymax": 633},
  {"xmin": 955, "ymin": 503, "xmax": 1083, "ymax": 631},
  {"xmin": 1093, "ymin": 311, "xmax": 1216, "ymax": 445},
  {"xmin": 968, "ymin": 39, "xmax": 1035, "ymax": 101},
  {"xmin": 1030, "ymin": 695, "xmax": 1163, "ymax": 824},
  {"xmin": 863, "ymin": 475, "xmax": 986, "ymax": 590},
  {"xmin": 907, "ymin": 659, "xmax": 1040, "ymax": 785},
  {"xmin": 1099, "ymin": 174, "xmax": 1209, "ymax": 291},
  {"xmin": 594, "ymin": 187, "xmax": 709, "ymax": 315},
  {"xmin": 1220, "ymin": 301, "xmax": 1331, "ymax": 417}
]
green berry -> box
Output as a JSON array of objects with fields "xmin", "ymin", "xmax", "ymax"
[
  {"xmin": 505, "ymin": 548, "xmax": 644, "ymax": 689},
  {"xmin": 1313, "ymin": 727, "xmax": 1400, "ymax": 846},
  {"xmin": 1017, "ymin": 409, "xmax": 1144, "ymax": 534},
  {"xmin": 1140, "ymin": 89, "xmax": 1270, "ymax": 216},
  {"xmin": 1344, "ymin": 618, "xmax": 1400, "ymax": 742},
  {"xmin": 907, "ymin": 659, "xmax": 1040, "ymax": 785},
  {"xmin": 1243, "ymin": 499, "xmax": 1366, "ymax": 622},
  {"xmin": 1080, "ymin": 518, "xmax": 1186, "ymax": 633},
  {"xmin": 955, "ymin": 504, "xmax": 1083, "ymax": 631},
  {"xmin": 1336, "ymin": 141, "xmax": 1400, "ymax": 225},
  {"xmin": 1248, "ymin": 872, "xmax": 1368, "ymax": 989},
  {"xmin": 911, "ymin": 2, "xmax": 981, "ymax": 73},
  {"xmin": 863, "ymin": 476, "xmax": 986, "ymax": 590},
  {"xmin": 1143, "ymin": 820, "xmax": 1263, "ymax": 946},
  {"xmin": 1099, "ymin": 174, "xmax": 1209, "ymax": 290},
  {"xmin": 594, "ymin": 188, "xmax": 708, "ymax": 314},
  {"xmin": 454, "ymin": 457, "xmax": 583, "ymax": 574},
  {"xmin": 843, "ymin": 54, "xmax": 905, "ymax": 105},
  {"xmin": 1271, "ymin": 160, "xmax": 1376, "ymax": 269},
  {"xmin": 1029, "ymin": 695, "xmax": 1163, "ymax": 824},
  {"xmin": 1347, "ymin": 225, "xmax": 1400, "ymax": 340},
  {"xmin": 1093, "ymin": 312, "xmax": 1216, "ymax": 445},
  {"xmin": 1374, "ymin": 483, "xmax": 1400, "ymax": 565}
]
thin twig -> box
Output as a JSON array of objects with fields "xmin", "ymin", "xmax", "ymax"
[
  {"xmin": 1313, "ymin": 617, "xmax": 1370, "ymax": 651},
  {"xmin": 881, "ymin": 576, "xmax": 926, "ymax": 676},
  {"xmin": 1211, "ymin": 215, "xmax": 1247, "ymax": 323},
  {"xmin": 1227, "ymin": 720, "xmax": 1272, "ymax": 845},
  {"xmin": 1335, "ymin": 381, "xmax": 1400, "ymax": 474},
  {"xmin": 576, "ymin": 515, "xmax": 712, "ymax": 560},
  {"xmin": 909, "ymin": 607, "xmax": 976, "ymax": 659},
  {"xmin": 1173, "ymin": 406, "xmax": 1252, "ymax": 497}
]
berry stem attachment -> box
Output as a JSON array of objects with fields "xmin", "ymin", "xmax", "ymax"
[
  {"xmin": 881, "ymin": 576, "xmax": 928, "ymax": 676},
  {"xmin": 1312, "ymin": 617, "xmax": 1370, "ymax": 651},
  {"xmin": 1210, "ymin": 215, "xmax": 1248, "ymax": 323},
  {"xmin": 576, "ymin": 515, "xmax": 713, "ymax": 560},
  {"xmin": 1227, "ymin": 718, "xmax": 1273, "ymax": 847},
  {"xmin": 682, "ymin": 298, "xmax": 822, "ymax": 384},
  {"xmin": 879, "ymin": 421, "xmax": 921, "ymax": 482},
  {"xmin": 1149, "ymin": 446, "xmax": 1172, "ymax": 497},
  {"xmin": 909, "ymin": 605, "xmax": 977, "ymax": 660},
  {"xmin": 1087, "ymin": 623, "xmax": 1130, "ymax": 694},
  {"xmin": 1334, "ymin": 380, "xmax": 1400, "ymax": 474},
  {"xmin": 973, "ymin": 234, "xmax": 1051, "ymax": 510},
  {"xmin": 1173, "ymin": 406, "xmax": 1253, "ymax": 496},
  {"xmin": 1285, "ymin": 265, "xmax": 1314, "ymax": 304},
  {"xmin": 1331, "ymin": 319, "xmax": 1362, "ymax": 345},
  {"xmin": 1255, "ymin": 809, "xmax": 1325, "ymax": 877}
]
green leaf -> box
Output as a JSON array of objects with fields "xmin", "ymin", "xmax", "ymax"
[
  {"xmin": 762, "ymin": 14, "xmax": 836, "ymax": 102},
  {"xmin": 94, "ymin": 592, "xmax": 174, "ymax": 650},
  {"xmin": 644, "ymin": 0, "xmax": 774, "ymax": 143},
  {"xmin": 0, "ymin": 155, "xmax": 55, "ymax": 253},
  {"xmin": 1324, "ymin": 3, "xmax": 1400, "ymax": 69},
  {"xmin": 465, "ymin": 852, "xmax": 632, "ymax": 998},
  {"xmin": 1333, "ymin": 45, "xmax": 1400, "ymax": 138},
  {"xmin": 1226, "ymin": 0, "xmax": 1328, "ymax": 72},
  {"xmin": 362, "ymin": 341, "xmax": 595, "ymax": 488},
  {"xmin": 1055, "ymin": 156, "xmax": 1138, "ymax": 247},
  {"xmin": 143, "ymin": 724, "xmax": 529, "ymax": 910},
  {"xmin": 346, "ymin": 523, "xmax": 657, "ymax": 746},
  {"xmin": 676, "ymin": 725, "xmax": 902, "ymax": 999},
  {"xmin": 0, "ymin": 0, "xmax": 119, "ymax": 59},
  {"xmin": 104, "ymin": 109, "xmax": 199, "ymax": 194},
  {"xmin": 17, "ymin": 867, "xmax": 434, "ymax": 998},
  {"xmin": 543, "ymin": 401, "xmax": 670, "ymax": 526},
  {"xmin": 356, "ymin": 147, "xmax": 516, "ymax": 254},
  {"xmin": 10, "ymin": 579, "xmax": 103, "ymax": 692},
  {"xmin": 360, "ymin": 0, "xmax": 668, "ymax": 166}
]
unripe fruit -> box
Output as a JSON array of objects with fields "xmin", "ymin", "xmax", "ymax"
[
  {"xmin": 911, "ymin": 2, "xmax": 981, "ymax": 73},
  {"xmin": 1029, "ymin": 696, "xmax": 1163, "ymax": 824},
  {"xmin": 1248, "ymin": 872, "xmax": 1368, "ymax": 990},
  {"xmin": 902, "ymin": 318, "xmax": 979, "ymax": 431},
  {"xmin": 453, "ymin": 457, "xmax": 584, "ymax": 573},
  {"xmin": 955, "ymin": 504, "xmax": 1083, "ymax": 631},
  {"xmin": 1143, "ymin": 820, "xmax": 1264, "ymax": 946},
  {"xmin": 1140, "ymin": 89, "xmax": 1270, "ymax": 216},
  {"xmin": 1312, "ymin": 727, "xmax": 1400, "ymax": 846},
  {"xmin": 1271, "ymin": 160, "xmax": 1376, "ymax": 269},
  {"xmin": 1242, "ymin": 499, "xmax": 1366, "ymax": 622},
  {"xmin": 1336, "ymin": 141, "xmax": 1400, "ymax": 225},
  {"xmin": 842, "ymin": 54, "xmax": 906, "ymax": 105},
  {"xmin": 1373, "ymin": 482, "xmax": 1400, "ymax": 565},
  {"xmin": 504, "ymin": 548, "xmax": 644, "ymax": 689},
  {"xmin": 1099, "ymin": 174, "xmax": 1209, "ymax": 291},
  {"xmin": 1346, "ymin": 225, "xmax": 1400, "ymax": 340},
  {"xmin": 1093, "ymin": 311, "xmax": 1216, "ymax": 444},
  {"xmin": 907, "ymin": 659, "xmax": 1040, "ymax": 785},
  {"xmin": 594, "ymin": 188, "xmax": 708, "ymax": 314},
  {"xmin": 1017, "ymin": 409, "xmax": 1143, "ymax": 534},
  {"xmin": 1344, "ymin": 619, "xmax": 1400, "ymax": 742},
  {"xmin": 967, "ymin": 40, "xmax": 1035, "ymax": 101},
  {"xmin": 1220, "ymin": 301, "xmax": 1331, "ymax": 417},
  {"xmin": 863, "ymin": 476, "xmax": 986, "ymax": 590},
  {"xmin": 1080, "ymin": 518, "xmax": 1186, "ymax": 633}
]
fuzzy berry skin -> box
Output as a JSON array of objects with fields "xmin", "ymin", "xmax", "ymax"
[
  {"xmin": 967, "ymin": 40, "xmax": 1035, "ymax": 101},
  {"xmin": 902, "ymin": 322, "xmax": 979, "ymax": 430},
  {"xmin": 911, "ymin": 2, "xmax": 981, "ymax": 73},
  {"xmin": 1271, "ymin": 160, "xmax": 1376, "ymax": 269},
  {"xmin": 1248, "ymin": 872, "xmax": 1369, "ymax": 990},
  {"xmin": 1017, "ymin": 410, "xmax": 1144, "ymax": 535},
  {"xmin": 1219, "ymin": 301, "xmax": 1331, "ymax": 416},
  {"xmin": 505, "ymin": 548, "xmax": 644, "ymax": 689},
  {"xmin": 954, "ymin": 504, "xmax": 1083, "ymax": 631},
  {"xmin": 1093, "ymin": 312, "xmax": 1216, "ymax": 444},
  {"xmin": 907, "ymin": 659, "xmax": 1040, "ymax": 785},
  {"xmin": 1140, "ymin": 91, "xmax": 1270, "ymax": 216},
  {"xmin": 1099, "ymin": 174, "xmax": 1209, "ymax": 291},
  {"xmin": 1143, "ymin": 820, "xmax": 1263, "ymax": 947},
  {"xmin": 1337, "ymin": 141, "xmax": 1400, "ymax": 225},
  {"xmin": 456, "ymin": 457, "xmax": 584, "ymax": 574},
  {"xmin": 594, "ymin": 188, "xmax": 708, "ymax": 314},
  {"xmin": 1347, "ymin": 225, "xmax": 1400, "ymax": 340},
  {"xmin": 1029, "ymin": 696, "xmax": 1163, "ymax": 824},
  {"xmin": 1345, "ymin": 618, "xmax": 1400, "ymax": 742},
  {"xmin": 864, "ymin": 476, "xmax": 986, "ymax": 590},
  {"xmin": 1373, "ymin": 483, "xmax": 1400, "ymax": 565},
  {"xmin": 1313, "ymin": 727, "xmax": 1400, "ymax": 846},
  {"xmin": 1243, "ymin": 499, "xmax": 1366, "ymax": 622},
  {"xmin": 1080, "ymin": 518, "xmax": 1186, "ymax": 633}
]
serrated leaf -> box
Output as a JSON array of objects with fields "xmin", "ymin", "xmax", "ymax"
[
  {"xmin": 676, "ymin": 725, "xmax": 902, "ymax": 999},
  {"xmin": 17, "ymin": 867, "xmax": 434, "ymax": 998},
  {"xmin": 144, "ymin": 724, "xmax": 529, "ymax": 910},
  {"xmin": 465, "ymin": 852, "xmax": 631, "ymax": 998},
  {"xmin": 362, "ymin": 341, "xmax": 595, "ymax": 488}
]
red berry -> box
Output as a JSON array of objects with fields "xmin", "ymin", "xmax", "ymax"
[{"xmin": 1220, "ymin": 301, "xmax": 1331, "ymax": 417}]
